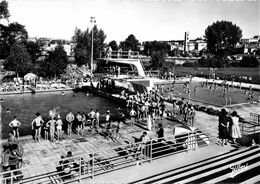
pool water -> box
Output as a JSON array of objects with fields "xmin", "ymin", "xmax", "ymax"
[{"xmin": 1, "ymin": 91, "xmax": 121, "ymax": 139}]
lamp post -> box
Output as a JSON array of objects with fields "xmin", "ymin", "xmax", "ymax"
[{"xmin": 90, "ymin": 16, "xmax": 96, "ymax": 74}]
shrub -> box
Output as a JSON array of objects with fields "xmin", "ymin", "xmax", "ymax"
[
  {"xmin": 193, "ymin": 105, "xmax": 200, "ymax": 110},
  {"xmin": 199, "ymin": 106, "xmax": 206, "ymax": 111},
  {"xmin": 240, "ymin": 55, "xmax": 259, "ymax": 67},
  {"xmin": 207, "ymin": 108, "xmax": 215, "ymax": 114}
]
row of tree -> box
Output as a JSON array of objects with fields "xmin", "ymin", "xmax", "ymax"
[
  {"xmin": 183, "ymin": 55, "xmax": 259, "ymax": 68},
  {"xmin": 0, "ymin": 0, "xmax": 68, "ymax": 77},
  {"xmin": 1, "ymin": 0, "xmax": 259, "ymax": 78}
]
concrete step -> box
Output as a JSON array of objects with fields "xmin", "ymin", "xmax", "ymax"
[{"xmin": 134, "ymin": 145, "xmax": 260, "ymax": 184}]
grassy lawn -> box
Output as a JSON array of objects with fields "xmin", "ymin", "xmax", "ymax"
[
  {"xmin": 173, "ymin": 66, "xmax": 260, "ymax": 84},
  {"xmin": 160, "ymin": 82, "xmax": 260, "ymax": 107}
]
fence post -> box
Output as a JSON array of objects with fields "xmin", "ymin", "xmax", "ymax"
[
  {"xmin": 10, "ymin": 171, "xmax": 13, "ymax": 184},
  {"xmin": 92, "ymin": 153, "xmax": 94, "ymax": 179},
  {"xmin": 150, "ymin": 141, "xmax": 153, "ymax": 163},
  {"xmin": 79, "ymin": 156, "xmax": 82, "ymax": 183},
  {"xmin": 194, "ymin": 132, "xmax": 197, "ymax": 150},
  {"xmin": 187, "ymin": 132, "xmax": 190, "ymax": 152}
]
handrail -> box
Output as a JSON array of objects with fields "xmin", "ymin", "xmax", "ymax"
[
  {"xmin": 100, "ymin": 50, "xmax": 140, "ymax": 59},
  {"xmin": 0, "ymin": 130, "xmax": 209, "ymax": 184},
  {"xmin": 250, "ymin": 112, "xmax": 260, "ymax": 126}
]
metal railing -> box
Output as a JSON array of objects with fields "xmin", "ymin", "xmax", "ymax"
[
  {"xmin": 240, "ymin": 113, "xmax": 260, "ymax": 135},
  {"xmin": 1, "ymin": 130, "xmax": 209, "ymax": 184},
  {"xmin": 250, "ymin": 113, "xmax": 260, "ymax": 126},
  {"xmin": 100, "ymin": 51, "xmax": 140, "ymax": 59}
]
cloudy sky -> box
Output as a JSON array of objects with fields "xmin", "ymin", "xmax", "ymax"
[{"xmin": 6, "ymin": 0, "xmax": 260, "ymax": 43}]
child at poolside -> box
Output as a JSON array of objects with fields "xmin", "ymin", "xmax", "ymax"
[{"xmin": 43, "ymin": 120, "xmax": 50, "ymax": 140}]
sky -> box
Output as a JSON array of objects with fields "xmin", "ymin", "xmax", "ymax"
[{"xmin": 5, "ymin": 0, "xmax": 260, "ymax": 43}]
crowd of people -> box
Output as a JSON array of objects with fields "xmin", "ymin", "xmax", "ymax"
[
  {"xmin": 7, "ymin": 107, "xmax": 125, "ymax": 143},
  {"xmin": 0, "ymin": 78, "xmax": 74, "ymax": 94}
]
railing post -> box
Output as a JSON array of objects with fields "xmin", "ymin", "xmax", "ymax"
[
  {"xmin": 150, "ymin": 140, "xmax": 153, "ymax": 163},
  {"xmin": 92, "ymin": 153, "xmax": 94, "ymax": 179},
  {"xmin": 194, "ymin": 132, "xmax": 197, "ymax": 150},
  {"xmin": 79, "ymin": 156, "xmax": 82, "ymax": 183},
  {"xmin": 10, "ymin": 171, "xmax": 13, "ymax": 184}
]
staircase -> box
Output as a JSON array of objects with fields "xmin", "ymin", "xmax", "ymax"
[{"xmin": 130, "ymin": 145, "xmax": 260, "ymax": 184}]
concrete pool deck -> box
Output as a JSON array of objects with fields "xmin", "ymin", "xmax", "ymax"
[{"xmin": 0, "ymin": 105, "xmax": 221, "ymax": 183}]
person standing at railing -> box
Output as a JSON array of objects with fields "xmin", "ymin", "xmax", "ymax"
[
  {"xmin": 129, "ymin": 108, "xmax": 137, "ymax": 127},
  {"xmin": 189, "ymin": 106, "xmax": 196, "ymax": 127},
  {"xmin": 230, "ymin": 111, "xmax": 242, "ymax": 144},
  {"xmin": 1, "ymin": 145, "xmax": 11, "ymax": 171},
  {"xmin": 157, "ymin": 124, "xmax": 165, "ymax": 142},
  {"xmin": 218, "ymin": 109, "xmax": 229, "ymax": 146},
  {"xmin": 128, "ymin": 49, "xmax": 132, "ymax": 58}
]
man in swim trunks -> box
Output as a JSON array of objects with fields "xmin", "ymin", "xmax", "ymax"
[
  {"xmin": 76, "ymin": 112, "xmax": 83, "ymax": 135},
  {"xmin": 9, "ymin": 116, "xmax": 21, "ymax": 139},
  {"xmin": 88, "ymin": 109, "xmax": 96, "ymax": 130},
  {"xmin": 66, "ymin": 111, "xmax": 75, "ymax": 135},
  {"xmin": 31, "ymin": 112, "xmax": 44, "ymax": 141}
]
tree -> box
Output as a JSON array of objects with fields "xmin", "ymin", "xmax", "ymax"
[
  {"xmin": 3, "ymin": 43, "xmax": 32, "ymax": 76},
  {"xmin": 150, "ymin": 50, "xmax": 166, "ymax": 69},
  {"xmin": 0, "ymin": 0, "xmax": 28, "ymax": 59},
  {"xmin": 26, "ymin": 40, "xmax": 43, "ymax": 63},
  {"xmin": 0, "ymin": 0, "xmax": 10, "ymax": 20},
  {"xmin": 205, "ymin": 20, "xmax": 242, "ymax": 54},
  {"xmin": 108, "ymin": 40, "xmax": 118, "ymax": 51},
  {"xmin": 119, "ymin": 34, "xmax": 140, "ymax": 51},
  {"xmin": 143, "ymin": 41, "xmax": 170, "ymax": 56},
  {"xmin": 72, "ymin": 26, "xmax": 106, "ymax": 66},
  {"xmin": 39, "ymin": 45, "xmax": 68, "ymax": 77},
  {"xmin": 240, "ymin": 55, "xmax": 259, "ymax": 67}
]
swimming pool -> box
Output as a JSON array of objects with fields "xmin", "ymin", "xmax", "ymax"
[{"xmin": 1, "ymin": 91, "xmax": 121, "ymax": 139}]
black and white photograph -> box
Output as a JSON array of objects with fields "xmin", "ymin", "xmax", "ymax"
[{"xmin": 0, "ymin": 0, "xmax": 259, "ymax": 183}]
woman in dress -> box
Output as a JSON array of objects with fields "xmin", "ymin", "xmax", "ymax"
[
  {"xmin": 218, "ymin": 109, "xmax": 229, "ymax": 146},
  {"xmin": 230, "ymin": 111, "xmax": 242, "ymax": 144}
]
